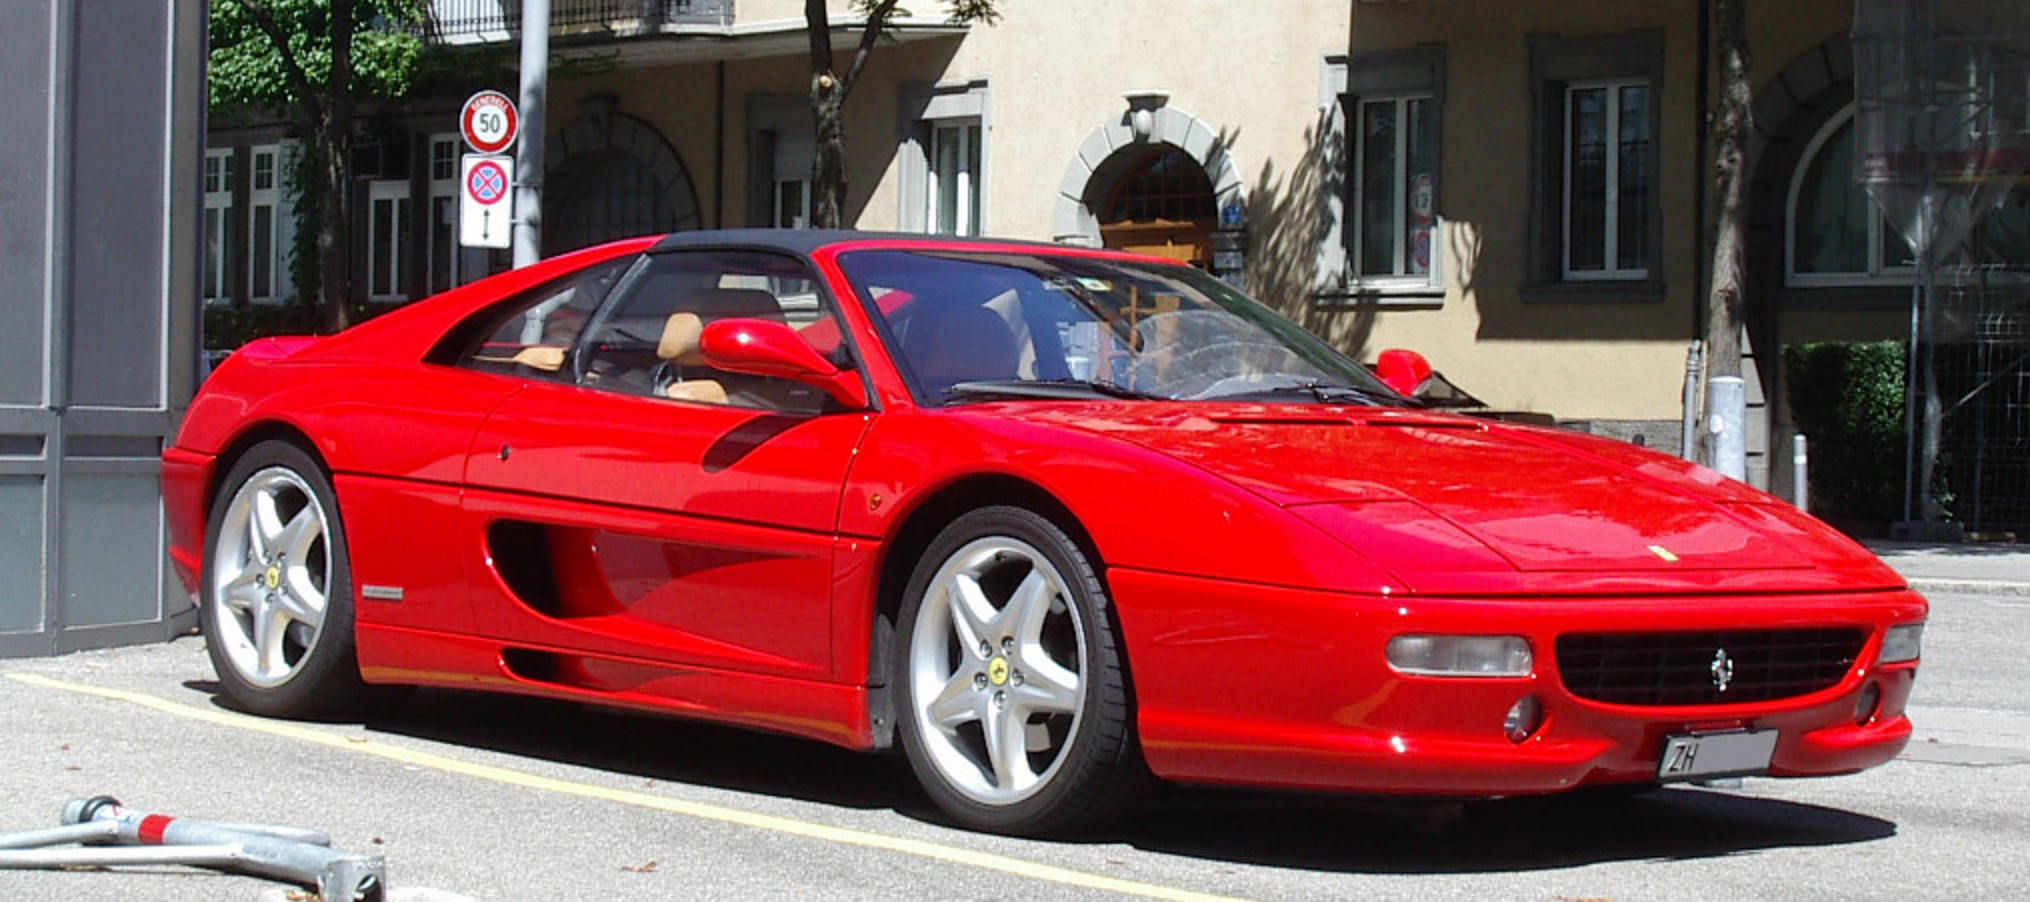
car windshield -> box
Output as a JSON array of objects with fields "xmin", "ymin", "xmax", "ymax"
[{"xmin": 837, "ymin": 249, "xmax": 1412, "ymax": 406}]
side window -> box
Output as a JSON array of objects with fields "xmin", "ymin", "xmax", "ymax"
[
  {"xmin": 574, "ymin": 250, "xmax": 845, "ymax": 414},
  {"xmin": 453, "ymin": 254, "xmax": 639, "ymax": 378}
]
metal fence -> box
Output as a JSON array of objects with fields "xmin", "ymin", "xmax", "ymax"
[
  {"xmin": 1928, "ymin": 266, "xmax": 2030, "ymax": 535},
  {"xmin": 426, "ymin": 0, "xmax": 732, "ymax": 40}
]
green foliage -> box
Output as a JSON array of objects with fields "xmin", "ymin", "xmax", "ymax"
[
  {"xmin": 204, "ymin": 299, "xmax": 401, "ymax": 350},
  {"xmin": 1784, "ymin": 341, "xmax": 1908, "ymax": 528},
  {"xmin": 849, "ymin": 0, "xmax": 1001, "ymax": 24},
  {"xmin": 208, "ymin": 0, "xmax": 428, "ymax": 116}
]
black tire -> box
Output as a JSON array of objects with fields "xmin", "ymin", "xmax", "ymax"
[
  {"xmin": 199, "ymin": 440, "xmax": 370, "ymax": 718},
  {"xmin": 893, "ymin": 506, "xmax": 1149, "ymax": 834}
]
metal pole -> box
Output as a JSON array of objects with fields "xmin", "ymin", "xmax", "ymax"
[
  {"xmin": 514, "ymin": 0, "xmax": 549, "ymax": 268},
  {"xmin": 1793, "ymin": 432, "xmax": 1809, "ymax": 511},
  {"xmin": 1708, "ymin": 375, "xmax": 1747, "ymax": 481},
  {"xmin": 1682, "ymin": 341, "xmax": 1705, "ymax": 460},
  {"xmin": 0, "ymin": 796, "xmax": 389, "ymax": 902}
]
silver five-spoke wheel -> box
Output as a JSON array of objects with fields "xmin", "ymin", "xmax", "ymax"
[
  {"xmin": 211, "ymin": 466, "xmax": 332, "ymax": 688},
  {"xmin": 908, "ymin": 536, "xmax": 1086, "ymax": 805},
  {"xmin": 200, "ymin": 441, "xmax": 369, "ymax": 718},
  {"xmin": 895, "ymin": 506, "xmax": 1147, "ymax": 834}
]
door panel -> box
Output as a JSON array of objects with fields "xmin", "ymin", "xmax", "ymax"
[{"xmin": 464, "ymin": 381, "xmax": 871, "ymax": 679}]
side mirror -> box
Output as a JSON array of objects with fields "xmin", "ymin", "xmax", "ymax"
[
  {"xmin": 699, "ymin": 318, "xmax": 869, "ymax": 409},
  {"xmin": 1373, "ymin": 348, "xmax": 1434, "ymax": 398}
]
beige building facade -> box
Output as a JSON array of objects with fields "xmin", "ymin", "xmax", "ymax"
[{"xmin": 206, "ymin": 0, "xmax": 1945, "ymax": 494}]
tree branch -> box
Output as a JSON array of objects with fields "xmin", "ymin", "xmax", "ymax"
[
  {"xmin": 840, "ymin": 0, "xmax": 902, "ymax": 101},
  {"xmin": 226, "ymin": 0, "xmax": 325, "ymax": 128}
]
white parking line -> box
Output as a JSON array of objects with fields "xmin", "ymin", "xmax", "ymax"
[{"xmin": 7, "ymin": 672, "xmax": 1260, "ymax": 902}]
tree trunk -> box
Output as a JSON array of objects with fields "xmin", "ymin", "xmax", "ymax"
[
  {"xmin": 1702, "ymin": 0, "xmax": 1752, "ymax": 464},
  {"xmin": 318, "ymin": 0, "xmax": 356, "ymax": 333},
  {"xmin": 810, "ymin": 73, "xmax": 847, "ymax": 228}
]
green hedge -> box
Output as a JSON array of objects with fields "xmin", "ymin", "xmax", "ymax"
[
  {"xmin": 1783, "ymin": 340, "xmax": 1907, "ymax": 528},
  {"xmin": 203, "ymin": 302, "xmax": 402, "ymax": 351}
]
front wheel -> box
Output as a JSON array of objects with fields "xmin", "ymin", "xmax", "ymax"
[
  {"xmin": 199, "ymin": 441, "xmax": 369, "ymax": 718},
  {"xmin": 894, "ymin": 507, "xmax": 1147, "ymax": 834}
]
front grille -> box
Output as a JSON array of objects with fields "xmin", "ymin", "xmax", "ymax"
[{"xmin": 1556, "ymin": 628, "xmax": 1867, "ymax": 706}]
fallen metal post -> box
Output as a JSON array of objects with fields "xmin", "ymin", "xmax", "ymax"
[{"xmin": 0, "ymin": 796, "xmax": 384, "ymax": 902}]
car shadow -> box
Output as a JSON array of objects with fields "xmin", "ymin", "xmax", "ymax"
[
  {"xmin": 184, "ymin": 681, "xmax": 1898, "ymax": 872},
  {"xmin": 1110, "ymin": 784, "xmax": 1897, "ymax": 874}
]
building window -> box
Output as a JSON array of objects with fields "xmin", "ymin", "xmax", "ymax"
[
  {"xmin": 1321, "ymin": 49, "xmax": 1444, "ymax": 301},
  {"xmin": 1355, "ymin": 95, "xmax": 1438, "ymax": 279},
  {"xmin": 901, "ymin": 79, "xmax": 991, "ymax": 236},
  {"xmin": 1526, "ymin": 31, "xmax": 1663, "ymax": 298},
  {"xmin": 930, "ymin": 121, "xmax": 982, "ymax": 236},
  {"xmin": 203, "ymin": 149, "xmax": 233, "ymax": 303},
  {"xmin": 427, "ymin": 134, "xmax": 463, "ymax": 294},
  {"xmin": 1562, "ymin": 80, "xmax": 1651, "ymax": 280},
  {"xmin": 747, "ymin": 96, "xmax": 816, "ymax": 229},
  {"xmin": 247, "ymin": 144, "xmax": 282, "ymax": 301},
  {"xmin": 774, "ymin": 177, "xmax": 810, "ymax": 229},
  {"xmin": 367, "ymin": 180, "xmax": 412, "ymax": 301},
  {"xmin": 1787, "ymin": 106, "xmax": 1916, "ymax": 285}
]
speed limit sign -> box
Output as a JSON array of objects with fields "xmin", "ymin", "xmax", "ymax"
[{"xmin": 460, "ymin": 90, "xmax": 519, "ymax": 154}]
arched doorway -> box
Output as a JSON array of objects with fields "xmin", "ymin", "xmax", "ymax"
[
  {"xmin": 543, "ymin": 107, "xmax": 702, "ymax": 255},
  {"xmin": 1095, "ymin": 146, "xmax": 1217, "ymax": 267},
  {"xmin": 1053, "ymin": 102, "xmax": 1247, "ymax": 283}
]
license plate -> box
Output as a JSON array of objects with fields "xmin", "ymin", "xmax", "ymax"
[{"xmin": 1657, "ymin": 730, "xmax": 1778, "ymax": 781}]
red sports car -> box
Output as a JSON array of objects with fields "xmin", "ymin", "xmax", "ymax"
[{"xmin": 163, "ymin": 231, "xmax": 1926, "ymax": 834}]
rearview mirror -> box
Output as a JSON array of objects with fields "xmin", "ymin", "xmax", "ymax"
[
  {"xmin": 1373, "ymin": 348, "xmax": 1434, "ymax": 397},
  {"xmin": 699, "ymin": 318, "xmax": 868, "ymax": 409}
]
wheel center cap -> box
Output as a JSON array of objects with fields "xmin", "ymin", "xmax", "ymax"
[
  {"xmin": 263, "ymin": 565, "xmax": 282, "ymax": 591},
  {"xmin": 988, "ymin": 656, "xmax": 1010, "ymax": 686}
]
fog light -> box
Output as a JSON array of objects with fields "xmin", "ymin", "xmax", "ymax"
[
  {"xmin": 1855, "ymin": 682, "xmax": 1882, "ymax": 725},
  {"xmin": 1880, "ymin": 622, "xmax": 1924, "ymax": 664},
  {"xmin": 1504, "ymin": 695, "xmax": 1543, "ymax": 743},
  {"xmin": 1386, "ymin": 635, "xmax": 1532, "ymax": 677}
]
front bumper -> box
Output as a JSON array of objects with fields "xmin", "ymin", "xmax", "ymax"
[{"xmin": 1110, "ymin": 567, "xmax": 1924, "ymax": 796}]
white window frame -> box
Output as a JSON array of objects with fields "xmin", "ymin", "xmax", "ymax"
[
  {"xmin": 203, "ymin": 148, "xmax": 233, "ymax": 304},
  {"xmin": 1562, "ymin": 79, "xmax": 1650, "ymax": 281},
  {"xmin": 927, "ymin": 119, "xmax": 983, "ymax": 236},
  {"xmin": 1352, "ymin": 93, "xmax": 1437, "ymax": 286},
  {"xmin": 1785, "ymin": 104, "xmax": 1918, "ymax": 288},
  {"xmin": 247, "ymin": 143, "xmax": 283, "ymax": 302},
  {"xmin": 900, "ymin": 79, "xmax": 991, "ymax": 236},
  {"xmin": 773, "ymin": 178, "xmax": 811, "ymax": 229},
  {"xmin": 426, "ymin": 133, "xmax": 464, "ymax": 294},
  {"xmin": 366, "ymin": 179, "xmax": 412, "ymax": 301}
]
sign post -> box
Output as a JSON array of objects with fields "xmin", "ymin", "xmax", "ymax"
[{"xmin": 457, "ymin": 90, "xmax": 520, "ymax": 250}]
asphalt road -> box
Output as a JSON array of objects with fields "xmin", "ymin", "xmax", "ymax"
[{"xmin": 2, "ymin": 589, "xmax": 2025, "ymax": 902}]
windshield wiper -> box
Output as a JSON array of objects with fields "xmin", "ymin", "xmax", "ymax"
[
  {"xmin": 1221, "ymin": 381, "xmax": 1420, "ymax": 408},
  {"xmin": 942, "ymin": 379, "xmax": 1163, "ymax": 402}
]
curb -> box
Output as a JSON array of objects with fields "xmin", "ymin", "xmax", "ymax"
[{"xmin": 1904, "ymin": 577, "xmax": 2030, "ymax": 598}]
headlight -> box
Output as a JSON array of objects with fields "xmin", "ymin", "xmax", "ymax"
[
  {"xmin": 1879, "ymin": 622, "xmax": 1924, "ymax": 664},
  {"xmin": 1386, "ymin": 635, "xmax": 1533, "ymax": 677}
]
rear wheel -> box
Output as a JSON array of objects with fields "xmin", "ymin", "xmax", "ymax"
[
  {"xmin": 894, "ymin": 506, "xmax": 1147, "ymax": 834},
  {"xmin": 199, "ymin": 441, "xmax": 369, "ymax": 718}
]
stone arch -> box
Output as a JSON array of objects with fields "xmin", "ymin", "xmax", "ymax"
[
  {"xmin": 1052, "ymin": 102, "xmax": 1246, "ymax": 248},
  {"xmin": 543, "ymin": 100, "xmax": 703, "ymax": 254}
]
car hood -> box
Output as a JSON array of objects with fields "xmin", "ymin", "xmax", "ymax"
[{"xmin": 1007, "ymin": 403, "xmax": 1891, "ymax": 586}]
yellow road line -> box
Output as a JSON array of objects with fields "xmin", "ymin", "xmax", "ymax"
[{"xmin": 6, "ymin": 672, "xmax": 1260, "ymax": 902}]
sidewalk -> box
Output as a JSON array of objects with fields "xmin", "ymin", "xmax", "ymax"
[{"xmin": 1864, "ymin": 540, "xmax": 2030, "ymax": 597}]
